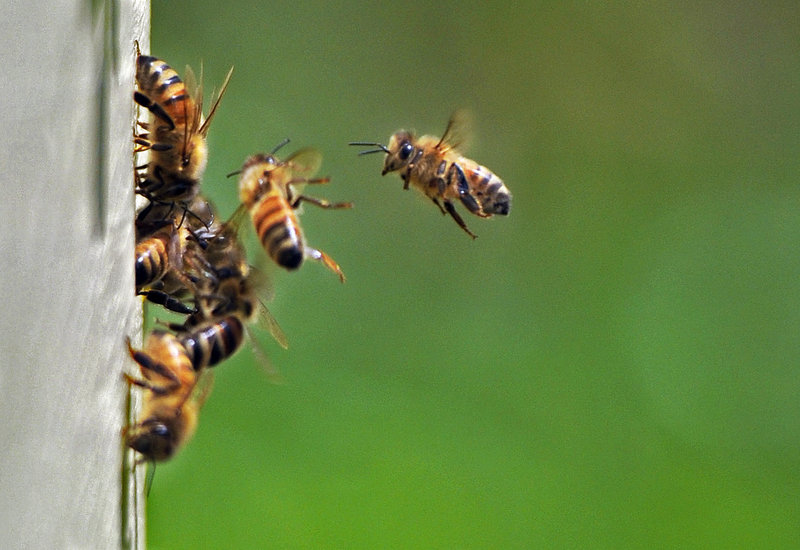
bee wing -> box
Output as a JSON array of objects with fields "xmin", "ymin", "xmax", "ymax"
[
  {"xmin": 224, "ymin": 202, "xmax": 249, "ymax": 234},
  {"xmin": 182, "ymin": 64, "xmax": 205, "ymax": 138},
  {"xmin": 212, "ymin": 203, "xmax": 254, "ymax": 257},
  {"xmin": 191, "ymin": 368, "xmax": 215, "ymax": 409},
  {"xmin": 199, "ymin": 66, "xmax": 234, "ymax": 137},
  {"xmin": 256, "ymin": 300, "xmax": 289, "ymax": 349},
  {"xmin": 245, "ymin": 326, "xmax": 285, "ymax": 384},
  {"xmin": 243, "ymin": 266, "xmax": 290, "ymax": 350},
  {"xmin": 284, "ymin": 147, "xmax": 323, "ymax": 178},
  {"xmin": 437, "ymin": 109, "xmax": 474, "ymax": 153}
]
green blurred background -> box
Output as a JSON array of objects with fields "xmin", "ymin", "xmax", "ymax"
[{"xmin": 145, "ymin": 2, "xmax": 800, "ymax": 547}]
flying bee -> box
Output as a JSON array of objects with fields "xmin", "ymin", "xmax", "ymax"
[
  {"xmin": 233, "ymin": 141, "xmax": 352, "ymax": 282},
  {"xmin": 350, "ymin": 112, "xmax": 512, "ymax": 239},
  {"xmin": 134, "ymin": 54, "xmax": 233, "ymax": 204},
  {"xmin": 124, "ymin": 332, "xmax": 212, "ymax": 462}
]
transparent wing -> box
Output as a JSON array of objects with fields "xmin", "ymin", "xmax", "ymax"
[
  {"xmin": 256, "ymin": 300, "xmax": 289, "ymax": 350},
  {"xmin": 182, "ymin": 64, "xmax": 204, "ymax": 137},
  {"xmin": 437, "ymin": 109, "xmax": 474, "ymax": 153},
  {"xmin": 222, "ymin": 203, "xmax": 249, "ymax": 238},
  {"xmin": 284, "ymin": 147, "xmax": 323, "ymax": 178},
  {"xmin": 199, "ymin": 65, "xmax": 234, "ymax": 137},
  {"xmin": 241, "ymin": 265, "xmax": 289, "ymax": 350},
  {"xmin": 246, "ymin": 326, "xmax": 285, "ymax": 385},
  {"xmin": 190, "ymin": 368, "xmax": 215, "ymax": 409}
]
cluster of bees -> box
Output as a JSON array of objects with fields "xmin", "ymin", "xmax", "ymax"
[{"xmin": 125, "ymin": 48, "xmax": 513, "ymax": 465}]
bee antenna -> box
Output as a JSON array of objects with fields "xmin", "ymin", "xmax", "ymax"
[
  {"xmin": 226, "ymin": 169, "xmax": 242, "ymax": 178},
  {"xmin": 144, "ymin": 459, "xmax": 157, "ymax": 496},
  {"xmin": 348, "ymin": 141, "xmax": 390, "ymax": 155},
  {"xmin": 271, "ymin": 138, "xmax": 290, "ymax": 155}
]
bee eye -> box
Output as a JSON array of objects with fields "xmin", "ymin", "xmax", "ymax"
[
  {"xmin": 152, "ymin": 424, "xmax": 171, "ymax": 438},
  {"xmin": 398, "ymin": 143, "xmax": 414, "ymax": 160}
]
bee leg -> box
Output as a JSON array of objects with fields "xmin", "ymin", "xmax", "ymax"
[
  {"xmin": 164, "ymin": 320, "xmax": 189, "ymax": 332},
  {"xmin": 401, "ymin": 170, "xmax": 411, "ymax": 190},
  {"xmin": 306, "ymin": 247, "xmax": 346, "ymax": 283},
  {"xmin": 126, "ymin": 338, "xmax": 182, "ymax": 390},
  {"xmin": 292, "ymin": 195, "xmax": 353, "ymax": 210},
  {"xmin": 180, "ymin": 203, "xmax": 214, "ymax": 231},
  {"xmin": 139, "ymin": 289, "xmax": 195, "ymax": 315},
  {"xmin": 123, "ymin": 373, "xmax": 171, "ymax": 396},
  {"xmin": 443, "ymin": 200, "xmax": 478, "ymax": 239},
  {"xmin": 134, "ymin": 137, "xmax": 151, "ymax": 153},
  {"xmin": 457, "ymin": 192, "xmax": 485, "ymax": 217},
  {"xmin": 430, "ymin": 198, "xmax": 447, "ymax": 215},
  {"xmin": 133, "ymin": 91, "xmax": 176, "ymax": 131},
  {"xmin": 449, "ymin": 163, "xmax": 488, "ymax": 218},
  {"xmin": 134, "ymin": 199, "xmax": 156, "ymax": 228},
  {"xmin": 289, "ymin": 176, "xmax": 330, "ymax": 186},
  {"xmin": 149, "ymin": 142, "xmax": 174, "ymax": 152}
]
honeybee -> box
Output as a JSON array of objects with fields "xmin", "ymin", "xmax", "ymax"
[
  {"xmin": 134, "ymin": 198, "xmax": 215, "ymax": 315},
  {"xmin": 350, "ymin": 112, "xmax": 511, "ymax": 238},
  {"xmin": 135, "ymin": 220, "xmax": 181, "ymax": 290},
  {"xmin": 235, "ymin": 141, "xmax": 352, "ymax": 281},
  {"xmin": 179, "ymin": 315, "xmax": 247, "ymax": 370},
  {"xmin": 124, "ymin": 332, "xmax": 212, "ymax": 462},
  {"xmin": 135, "ymin": 225, "xmax": 195, "ymax": 315},
  {"xmin": 175, "ymin": 220, "xmax": 289, "ymax": 370},
  {"xmin": 134, "ymin": 54, "xmax": 233, "ymax": 204}
]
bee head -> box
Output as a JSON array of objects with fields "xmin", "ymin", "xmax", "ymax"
[
  {"xmin": 382, "ymin": 131, "xmax": 415, "ymax": 175},
  {"xmin": 182, "ymin": 135, "xmax": 209, "ymax": 180},
  {"xmin": 126, "ymin": 416, "xmax": 184, "ymax": 462},
  {"xmin": 240, "ymin": 153, "xmax": 278, "ymax": 173}
]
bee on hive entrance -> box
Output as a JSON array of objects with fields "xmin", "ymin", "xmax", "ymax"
[
  {"xmin": 124, "ymin": 332, "xmax": 212, "ymax": 463},
  {"xmin": 175, "ymin": 220, "xmax": 289, "ymax": 371},
  {"xmin": 134, "ymin": 53, "xmax": 233, "ymax": 205}
]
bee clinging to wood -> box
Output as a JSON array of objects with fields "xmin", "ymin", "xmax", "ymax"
[
  {"xmin": 124, "ymin": 333, "xmax": 212, "ymax": 462},
  {"xmin": 134, "ymin": 54, "xmax": 233, "ymax": 205}
]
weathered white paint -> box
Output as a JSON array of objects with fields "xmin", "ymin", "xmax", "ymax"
[{"xmin": 0, "ymin": 1, "xmax": 149, "ymax": 548}]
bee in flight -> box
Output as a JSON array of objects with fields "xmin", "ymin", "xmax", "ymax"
[
  {"xmin": 124, "ymin": 332, "xmax": 212, "ymax": 462},
  {"xmin": 233, "ymin": 140, "xmax": 352, "ymax": 282},
  {"xmin": 134, "ymin": 52, "xmax": 233, "ymax": 205},
  {"xmin": 350, "ymin": 112, "xmax": 511, "ymax": 239}
]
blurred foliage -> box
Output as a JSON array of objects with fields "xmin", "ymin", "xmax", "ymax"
[{"xmin": 145, "ymin": 2, "xmax": 800, "ymax": 548}]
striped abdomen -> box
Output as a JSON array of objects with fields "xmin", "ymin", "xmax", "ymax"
[
  {"xmin": 459, "ymin": 160, "xmax": 512, "ymax": 216},
  {"xmin": 135, "ymin": 233, "xmax": 171, "ymax": 290},
  {"xmin": 180, "ymin": 315, "xmax": 245, "ymax": 370},
  {"xmin": 135, "ymin": 55, "xmax": 194, "ymax": 130},
  {"xmin": 251, "ymin": 193, "xmax": 305, "ymax": 270}
]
